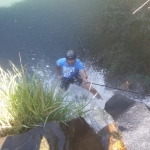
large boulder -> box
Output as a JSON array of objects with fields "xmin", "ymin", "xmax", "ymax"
[
  {"xmin": 0, "ymin": 118, "xmax": 107, "ymax": 150},
  {"xmin": 0, "ymin": 107, "xmax": 126, "ymax": 150},
  {"xmin": 62, "ymin": 117, "xmax": 104, "ymax": 150},
  {"xmin": 105, "ymin": 94, "xmax": 136, "ymax": 120},
  {"xmin": 0, "ymin": 122, "xmax": 67, "ymax": 150},
  {"xmin": 105, "ymin": 94, "xmax": 150, "ymax": 150}
]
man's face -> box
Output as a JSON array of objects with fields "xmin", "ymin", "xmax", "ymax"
[{"xmin": 66, "ymin": 59, "xmax": 75, "ymax": 65}]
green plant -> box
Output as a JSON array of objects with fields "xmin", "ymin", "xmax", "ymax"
[
  {"xmin": 0, "ymin": 62, "xmax": 88, "ymax": 136},
  {"xmin": 83, "ymin": 0, "xmax": 150, "ymax": 91}
]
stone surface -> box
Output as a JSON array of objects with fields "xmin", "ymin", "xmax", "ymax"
[
  {"xmin": 0, "ymin": 95, "xmax": 130, "ymax": 150},
  {"xmin": 105, "ymin": 94, "xmax": 136, "ymax": 120},
  {"xmin": 0, "ymin": 113, "xmax": 126, "ymax": 150},
  {"xmin": 99, "ymin": 122, "xmax": 127, "ymax": 150},
  {"xmin": 0, "ymin": 118, "xmax": 106, "ymax": 150},
  {"xmin": 0, "ymin": 122, "xmax": 66, "ymax": 150},
  {"xmin": 105, "ymin": 94, "xmax": 150, "ymax": 150},
  {"xmin": 62, "ymin": 117, "xmax": 104, "ymax": 150}
]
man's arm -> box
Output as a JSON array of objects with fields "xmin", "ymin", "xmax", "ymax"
[
  {"xmin": 56, "ymin": 64, "xmax": 62, "ymax": 80},
  {"xmin": 80, "ymin": 70, "xmax": 88, "ymax": 83}
]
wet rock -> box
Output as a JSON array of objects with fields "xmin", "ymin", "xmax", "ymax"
[
  {"xmin": 105, "ymin": 94, "xmax": 136, "ymax": 120},
  {"xmin": 104, "ymin": 94, "xmax": 150, "ymax": 150},
  {"xmin": 99, "ymin": 122, "xmax": 127, "ymax": 150},
  {"xmin": 0, "ymin": 118, "xmax": 107, "ymax": 150},
  {"xmin": 0, "ymin": 102, "xmax": 127, "ymax": 150},
  {"xmin": 62, "ymin": 117, "xmax": 104, "ymax": 150},
  {"xmin": 118, "ymin": 81, "xmax": 132, "ymax": 91},
  {"xmin": 132, "ymin": 82, "xmax": 145, "ymax": 94},
  {"xmin": 62, "ymin": 116, "xmax": 126, "ymax": 150},
  {"xmin": 0, "ymin": 118, "xmax": 126, "ymax": 150},
  {"xmin": 0, "ymin": 122, "xmax": 67, "ymax": 150}
]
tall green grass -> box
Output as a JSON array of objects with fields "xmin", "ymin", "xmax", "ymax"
[{"xmin": 0, "ymin": 62, "xmax": 88, "ymax": 137}]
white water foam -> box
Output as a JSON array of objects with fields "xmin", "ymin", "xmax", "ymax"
[
  {"xmin": 29, "ymin": 60, "xmax": 150, "ymax": 108},
  {"xmin": 142, "ymin": 97, "xmax": 150, "ymax": 108},
  {"xmin": 65, "ymin": 66, "xmax": 114, "ymax": 109},
  {"xmin": 29, "ymin": 62, "xmax": 114, "ymax": 109}
]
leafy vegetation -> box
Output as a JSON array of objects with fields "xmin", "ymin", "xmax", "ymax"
[
  {"xmin": 86, "ymin": 0, "xmax": 150, "ymax": 91},
  {"xmin": 100, "ymin": 0, "xmax": 150, "ymax": 74},
  {"xmin": 0, "ymin": 62, "xmax": 88, "ymax": 137}
]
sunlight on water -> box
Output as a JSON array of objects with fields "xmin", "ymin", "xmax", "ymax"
[
  {"xmin": 0, "ymin": 0, "xmax": 25, "ymax": 7},
  {"xmin": 30, "ymin": 61, "xmax": 114, "ymax": 109}
]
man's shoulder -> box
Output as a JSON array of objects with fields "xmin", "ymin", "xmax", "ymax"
[
  {"xmin": 57, "ymin": 58, "xmax": 66, "ymax": 66},
  {"xmin": 75, "ymin": 59, "xmax": 84, "ymax": 69},
  {"xmin": 75, "ymin": 59, "xmax": 83, "ymax": 65},
  {"xmin": 58, "ymin": 58, "xmax": 66, "ymax": 61},
  {"xmin": 75, "ymin": 59, "xmax": 82, "ymax": 63},
  {"xmin": 57, "ymin": 58, "xmax": 66, "ymax": 63}
]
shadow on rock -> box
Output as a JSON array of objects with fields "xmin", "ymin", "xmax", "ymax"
[
  {"xmin": 105, "ymin": 94, "xmax": 150, "ymax": 150},
  {"xmin": 0, "ymin": 101, "xmax": 127, "ymax": 150}
]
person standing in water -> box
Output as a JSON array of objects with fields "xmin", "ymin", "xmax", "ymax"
[{"xmin": 56, "ymin": 50, "xmax": 103, "ymax": 99}]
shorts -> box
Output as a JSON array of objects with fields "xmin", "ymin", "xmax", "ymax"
[{"xmin": 60, "ymin": 76, "xmax": 83, "ymax": 91}]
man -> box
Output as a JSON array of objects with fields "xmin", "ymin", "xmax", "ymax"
[{"xmin": 56, "ymin": 50, "xmax": 103, "ymax": 99}]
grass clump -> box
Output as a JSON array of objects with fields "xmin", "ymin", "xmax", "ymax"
[{"xmin": 0, "ymin": 62, "xmax": 87, "ymax": 137}]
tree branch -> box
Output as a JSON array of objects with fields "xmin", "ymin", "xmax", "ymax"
[{"xmin": 133, "ymin": 0, "xmax": 150, "ymax": 14}]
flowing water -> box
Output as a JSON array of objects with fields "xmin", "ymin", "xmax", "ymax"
[
  {"xmin": 0, "ymin": 0, "xmax": 107, "ymax": 101},
  {"xmin": 1, "ymin": 0, "xmax": 150, "ymax": 149},
  {"xmin": 0, "ymin": 0, "xmax": 150, "ymax": 106},
  {"xmin": 1, "ymin": 0, "xmax": 150, "ymax": 106},
  {"xmin": 0, "ymin": 0, "xmax": 103, "ymax": 67}
]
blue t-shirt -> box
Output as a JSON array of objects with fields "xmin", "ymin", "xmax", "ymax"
[{"xmin": 56, "ymin": 58, "xmax": 84, "ymax": 79}]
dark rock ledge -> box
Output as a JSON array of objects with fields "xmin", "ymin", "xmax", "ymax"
[
  {"xmin": 3, "ymin": 94, "xmax": 148, "ymax": 150},
  {"xmin": 105, "ymin": 94, "xmax": 150, "ymax": 150}
]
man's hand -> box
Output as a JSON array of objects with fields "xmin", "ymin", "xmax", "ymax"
[
  {"xmin": 83, "ymin": 78, "xmax": 88, "ymax": 84},
  {"xmin": 58, "ymin": 75, "xmax": 62, "ymax": 80}
]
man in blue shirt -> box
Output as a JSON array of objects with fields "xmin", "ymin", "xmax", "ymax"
[{"xmin": 56, "ymin": 50, "xmax": 103, "ymax": 99}]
